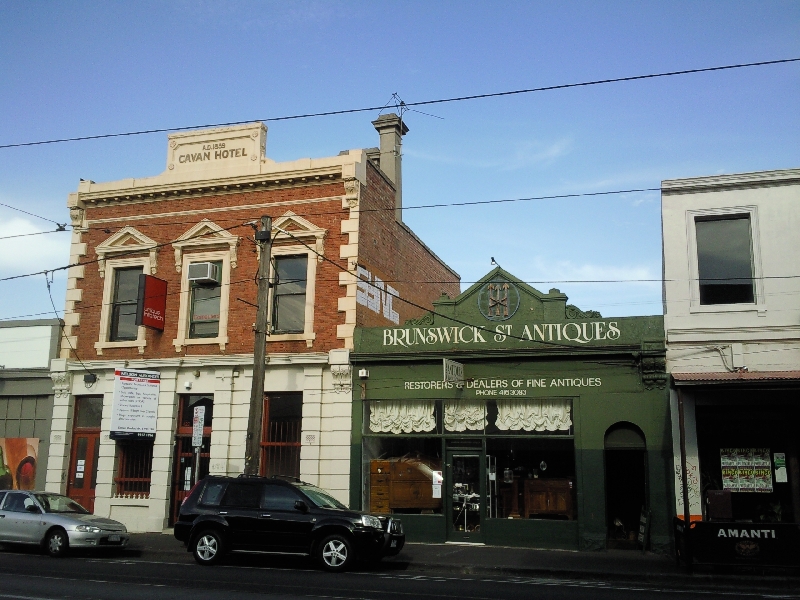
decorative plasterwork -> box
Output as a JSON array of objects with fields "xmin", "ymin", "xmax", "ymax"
[
  {"xmin": 343, "ymin": 178, "xmax": 360, "ymax": 208},
  {"xmin": 330, "ymin": 364, "xmax": 352, "ymax": 393},
  {"xmin": 173, "ymin": 219, "xmax": 239, "ymax": 272},
  {"xmin": 50, "ymin": 370, "xmax": 72, "ymax": 399},
  {"xmin": 271, "ymin": 211, "xmax": 327, "ymax": 262},
  {"xmin": 95, "ymin": 227, "xmax": 158, "ymax": 278}
]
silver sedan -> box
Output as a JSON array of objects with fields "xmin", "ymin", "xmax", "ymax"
[{"xmin": 0, "ymin": 490, "xmax": 129, "ymax": 557}]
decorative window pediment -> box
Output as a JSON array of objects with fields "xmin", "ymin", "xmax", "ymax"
[
  {"xmin": 272, "ymin": 211, "xmax": 327, "ymax": 261},
  {"xmin": 96, "ymin": 227, "xmax": 158, "ymax": 277},
  {"xmin": 173, "ymin": 219, "xmax": 239, "ymax": 272}
]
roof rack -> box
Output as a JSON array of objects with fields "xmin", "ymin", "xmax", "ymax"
[{"xmin": 271, "ymin": 474, "xmax": 313, "ymax": 486}]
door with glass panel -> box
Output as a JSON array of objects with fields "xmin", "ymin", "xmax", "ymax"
[
  {"xmin": 446, "ymin": 450, "xmax": 484, "ymax": 543},
  {"xmin": 66, "ymin": 396, "xmax": 103, "ymax": 513}
]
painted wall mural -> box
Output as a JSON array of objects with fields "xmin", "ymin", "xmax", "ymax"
[{"xmin": 0, "ymin": 438, "xmax": 39, "ymax": 490}]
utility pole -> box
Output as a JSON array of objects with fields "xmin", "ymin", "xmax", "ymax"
[{"xmin": 243, "ymin": 216, "xmax": 272, "ymax": 476}]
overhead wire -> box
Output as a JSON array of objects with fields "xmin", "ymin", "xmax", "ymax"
[{"xmin": 1, "ymin": 57, "xmax": 798, "ymax": 149}]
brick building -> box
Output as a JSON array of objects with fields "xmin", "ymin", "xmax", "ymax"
[{"xmin": 47, "ymin": 116, "xmax": 459, "ymax": 531}]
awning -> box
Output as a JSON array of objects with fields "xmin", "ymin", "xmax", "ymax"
[{"xmin": 672, "ymin": 370, "xmax": 800, "ymax": 385}]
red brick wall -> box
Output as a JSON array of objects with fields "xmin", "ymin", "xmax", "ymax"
[
  {"xmin": 72, "ymin": 183, "xmax": 350, "ymax": 360},
  {"xmin": 356, "ymin": 163, "xmax": 460, "ymax": 327}
]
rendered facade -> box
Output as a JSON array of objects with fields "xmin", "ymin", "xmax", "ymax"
[
  {"xmin": 351, "ymin": 269, "xmax": 672, "ymax": 551},
  {"xmin": 46, "ymin": 116, "xmax": 459, "ymax": 531},
  {"xmin": 662, "ymin": 168, "xmax": 800, "ymax": 531}
]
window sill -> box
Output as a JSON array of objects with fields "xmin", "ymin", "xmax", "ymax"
[
  {"xmin": 689, "ymin": 303, "xmax": 766, "ymax": 315},
  {"xmin": 173, "ymin": 336, "xmax": 228, "ymax": 352},
  {"xmin": 95, "ymin": 340, "xmax": 146, "ymax": 355},
  {"xmin": 268, "ymin": 332, "xmax": 316, "ymax": 348}
]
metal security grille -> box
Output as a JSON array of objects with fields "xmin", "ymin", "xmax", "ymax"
[
  {"xmin": 115, "ymin": 441, "xmax": 154, "ymax": 497},
  {"xmin": 260, "ymin": 393, "xmax": 302, "ymax": 479}
]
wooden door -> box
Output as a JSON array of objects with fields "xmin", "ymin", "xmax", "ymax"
[
  {"xmin": 66, "ymin": 396, "xmax": 103, "ymax": 513},
  {"xmin": 169, "ymin": 395, "xmax": 213, "ymax": 525}
]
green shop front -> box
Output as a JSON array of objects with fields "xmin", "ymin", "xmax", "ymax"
[{"xmin": 350, "ymin": 269, "xmax": 673, "ymax": 552}]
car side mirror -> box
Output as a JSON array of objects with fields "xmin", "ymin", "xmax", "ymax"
[
  {"xmin": 25, "ymin": 504, "xmax": 40, "ymax": 513},
  {"xmin": 294, "ymin": 500, "xmax": 308, "ymax": 513}
]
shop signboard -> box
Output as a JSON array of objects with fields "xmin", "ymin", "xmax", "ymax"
[
  {"xmin": 110, "ymin": 369, "xmax": 160, "ymax": 440},
  {"xmin": 192, "ymin": 405, "xmax": 205, "ymax": 448},
  {"xmin": 443, "ymin": 359, "xmax": 463, "ymax": 384},
  {"xmin": 135, "ymin": 274, "xmax": 168, "ymax": 331},
  {"xmin": 676, "ymin": 518, "xmax": 800, "ymax": 566}
]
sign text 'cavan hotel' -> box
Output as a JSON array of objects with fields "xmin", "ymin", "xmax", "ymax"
[
  {"xmin": 177, "ymin": 142, "xmax": 249, "ymax": 164},
  {"xmin": 382, "ymin": 321, "xmax": 621, "ymax": 347}
]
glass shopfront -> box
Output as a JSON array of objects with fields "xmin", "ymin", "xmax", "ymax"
[{"xmin": 361, "ymin": 398, "xmax": 576, "ymax": 544}]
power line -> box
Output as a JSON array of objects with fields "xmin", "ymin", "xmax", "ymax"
[
  {"xmin": 2, "ymin": 58, "xmax": 798, "ymax": 149},
  {"xmin": 0, "ymin": 202, "xmax": 68, "ymax": 229},
  {"xmin": 0, "ymin": 228, "xmax": 71, "ymax": 241}
]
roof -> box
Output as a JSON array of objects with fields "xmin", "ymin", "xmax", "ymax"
[{"xmin": 672, "ymin": 370, "xmax": 800, "ymax": 385}]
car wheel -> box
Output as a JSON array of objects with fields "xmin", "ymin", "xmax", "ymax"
[
  {"xmin": 192, "ymin": 530, "xmax": 224, "ymax": 565},
  {"xmin": 318, "ymin": 534, "xmax": 353, "ymax": 572},
  {"xmin": 45, "ymin": 528, "xmax": 69, "ymax": 558}
]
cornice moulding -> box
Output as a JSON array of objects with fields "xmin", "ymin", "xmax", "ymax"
[{"xmin": 661, "ymin": 168, "xmax": 800, "ymax": 195}]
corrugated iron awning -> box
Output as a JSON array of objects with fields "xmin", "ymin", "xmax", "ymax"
[{"xmin": 672, "ymin": 370, "xmax": 800, "ymax": 385}]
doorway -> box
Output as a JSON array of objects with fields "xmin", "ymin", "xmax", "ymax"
[
  {"xmin": 169, "ymin": 395, "xmax": 213, "ymax": 525},
  {"xmin": 604, "ymin": 422, "xmax": 647, "ymax": 549},
  {"xmin": 66, "ymin": 396, "xmax": 103, "ymax": 513},
  {"xmin": 446, "ymin": 448, "xmax": 484, "ymax": 543}
]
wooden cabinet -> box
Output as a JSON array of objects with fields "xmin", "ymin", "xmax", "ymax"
[
  {"xmin": 523, "ymin": 478, "xmax": 575, "ymax": 520},
  {"xmin": 369, "ymin": 458, "xmax": 442, "ymax": 513}
]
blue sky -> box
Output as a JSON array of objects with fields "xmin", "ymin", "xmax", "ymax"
[{"xmin": 1, "ymin": 1, "xmax": 798, "ymax": 321}]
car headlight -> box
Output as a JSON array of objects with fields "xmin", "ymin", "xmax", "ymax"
[
  {"xmin": 360, "ymin": 514, "xmax": 382, "ymax": 529},
  {"xmin": 75, "ymin": 525, "xmax": 102, "ymax": 533}
]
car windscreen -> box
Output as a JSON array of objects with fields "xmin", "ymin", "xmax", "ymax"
[
  {"xmin": 34, "ymin": 493, "xmax": 89, "ymax": 514},
  {"xmin": 298, "ymin": 485, "xmax": 347, "ymax": 509}
]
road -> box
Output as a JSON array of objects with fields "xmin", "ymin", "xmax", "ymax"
[{"xmin": 0, "ymin": 543, "xmax": 797, "ymax": 600}]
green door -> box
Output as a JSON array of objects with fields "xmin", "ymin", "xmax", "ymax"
[{"xmin": 446, "ymin": 450, "xmax": 484, "ymax": 543}]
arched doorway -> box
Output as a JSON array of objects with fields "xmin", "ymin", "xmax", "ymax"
[{"xmin": 604, "ymin": 422, "xmax": 647, "ymax": 549}]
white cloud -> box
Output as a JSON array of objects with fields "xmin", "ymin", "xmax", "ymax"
[
  {"xmin": 405, "ymin": 137, "xmax": 572, "ymax": 171},
  {"xmin": 0, "ymin": 218, "xmax": 71, "ymax": 275}
]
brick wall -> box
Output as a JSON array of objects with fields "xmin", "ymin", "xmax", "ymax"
[
  {"xmin": 72, "ymin": 183, "xmax": 350, "ymax": 360},
  {"xmin": 356, "ymin": 162, "xmax": 461, "ymax": 327}
]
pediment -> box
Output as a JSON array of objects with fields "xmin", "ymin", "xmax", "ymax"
[
  {"xmin": 95, "ymin": 227, "xmax": 158, "ymax": 277},
  {"xmin": 272, "ymin": 211, "xmax": 326, "ymax": 241},
  {"xmin": 406, "ymin": 267, "xmax": 601, "ymax": 327},
  {"xmin": 172, "ymin": 218, "xmax": 239, "ymax": 271},
  {"xmin": 271, "ymin": 211, "xmax": 327, "ymax": 261},
  {"xmin": 97, "ymin": 226, "xmax": 157, "ymax": 254}
]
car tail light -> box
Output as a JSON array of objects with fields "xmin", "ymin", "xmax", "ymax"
[{"xmin": 182, "ymin": 480, "xmax": 202, "ymax": 506}]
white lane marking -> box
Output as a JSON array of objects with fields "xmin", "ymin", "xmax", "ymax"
[{"xmin": 0, "ymin": 595, "xmax": 64, "ymax": 600}]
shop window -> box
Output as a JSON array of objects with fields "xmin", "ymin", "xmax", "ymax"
[
  {"xmin": 74, "ymin": 396, "xmax": 103, "ymax": 429},
  {"xmin": 366, "ymin": 400, "xmax": 439, "ymax": 434},
  {"xmin": 189, "ymin": 261, "xmax": 222, "ymax": 338},
  {"xmin": 109, "ymin": 267, "xmax": 143, "ymax": 341},
  {"xmin": 271, "ymin": 255, "xmax": 308, "ymax": 333},
  {"xmin": 260, "ymin": 393, "xmax": 302, "ymax": 479},
  {"xmin": 695, "ymin": 216, "xmax": 755, "ymax": 305},
  {"xmin": 362, "ymin": 437, "xmax": 443, "ymax": 515},
  {"xmin": 486, "ymin": 438, "xmax": 576, "ymax": 520},
  {"xmin": 115, "ymin": 441, "xmax": 154, "ymax": 497}
]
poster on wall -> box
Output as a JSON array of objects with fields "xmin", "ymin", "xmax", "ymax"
[
  {"xmin": 720, "ymin": 447, "xmax": 773, "ymax": 493},
  {"xmin": 110, "ymin": 369, "xmax": 160, "ymax": 440},
  {"xmin": 0, "ymin": 438, "xmax": 39, "ymax": 490}
]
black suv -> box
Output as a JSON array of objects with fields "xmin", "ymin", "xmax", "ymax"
[{"xmin": 174, "ymin": 476, "xmax": 404, "ymax": 571}]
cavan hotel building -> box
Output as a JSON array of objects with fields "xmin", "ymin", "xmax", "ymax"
[
  {"xmin": 350, "ymin": 268, "xmax": 673, "ymax": 551},
  {"xmin": 46, "ymin": 116, "xmax": 459, "ymax": 531}
]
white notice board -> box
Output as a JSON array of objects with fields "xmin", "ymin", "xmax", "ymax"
[{"xmin": 110, "ymin": 369, "xmax": 160, "ymax": 440}]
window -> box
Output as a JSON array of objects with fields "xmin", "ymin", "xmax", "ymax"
[
  {"xmin": 115, "ymin": 441, "xmax": 154, "ymax": 497},
  {"xmin": 271, "ymin": 256, "xmax": 308, "ymax": 333},
  {"xmin": 1, "ymin": 492, "xmax": 29, "ymax": 512},
  {"xmin": 696, "ymin": 216, "xmax": 755, "ymax": 305},
  {"xmin": 109, "ymin": 267, "xmax": 143, "ymax": 341},
  {"xmin": 260, "ymin": 393, "xmax": 302, "ymax": 478},
  {"xmin": 221, "ymin": 482, "xmax": 261, "ymax": 508},
  {"xmin": 189, "ymin": 261, "xmax": 222, "ymax": 338},
  {"xmin": 261, "ymin": 484, "xmax": 301, "ymax": 510}
]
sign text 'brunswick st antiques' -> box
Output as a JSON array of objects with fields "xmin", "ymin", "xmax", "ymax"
[{"xmin": 382, "ymin": 321, "xmax": 622, "ymax": 347}]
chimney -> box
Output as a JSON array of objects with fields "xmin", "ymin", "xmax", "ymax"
[{"xmin": 371, "ymin": 113, "xmax": 409, "ymax": 221}]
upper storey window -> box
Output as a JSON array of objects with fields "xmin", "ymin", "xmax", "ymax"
[
  {"xmin": 110, "ymin": 267, "xmax": 143, "ymax": 341},
  {"xmin": 189, "ymin": 261, "xmax": 222, "ymax": 339},
  {"xmin": 695, "ymin": 216, "xmax": 755, "ymax": 305},
  {"xmin": 271, "ymin": 256, "xmax": 308, "ymax": 334}
]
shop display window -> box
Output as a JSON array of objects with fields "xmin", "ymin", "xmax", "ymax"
[
  {"xmin": 362, "ymin": 437, "xmax": 443, "ymax": 515},
  {"xmin": 486, "ymin": 438, "xmax": 576, "ymax": 520}
]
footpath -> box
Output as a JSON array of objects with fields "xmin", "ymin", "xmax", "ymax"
[{"xmin": 130, "ymin": 533, "xmax": 800, "ymax": 594}]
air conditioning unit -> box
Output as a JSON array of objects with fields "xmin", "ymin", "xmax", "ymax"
[{"xmin": 187, "ymin": 262, "xmax": 220, "ymax": 284}]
